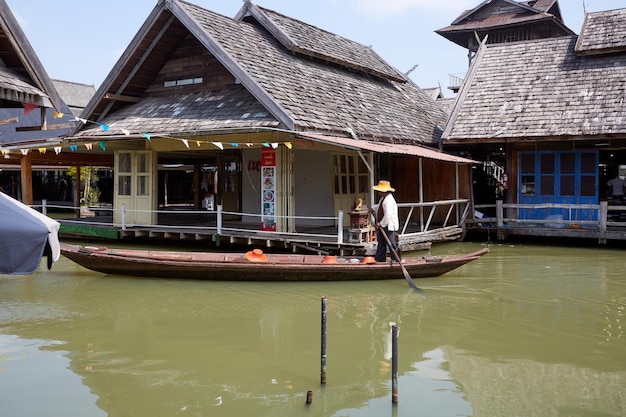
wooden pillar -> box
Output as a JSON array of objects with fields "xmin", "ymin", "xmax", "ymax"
[
  {"xmin": 194, "ymin": 164, "xmax": 201, "ymax": 209},
  {"xmin": 20, "ymin": 152, "xmax": 33, "ymax": 205},
  {"xmin": 75, "ymin": 164, "xmax": 82, "ymax": 218}
]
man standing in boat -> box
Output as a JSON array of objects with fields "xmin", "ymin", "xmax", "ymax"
[{"xmin": 370, "ymin": 180, "xmax": 401, "ymax": 263}]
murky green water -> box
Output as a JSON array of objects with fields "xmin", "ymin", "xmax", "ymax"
[{"xmin": 1, "ymin": 240, "xmax": 625, "ymax": 417}]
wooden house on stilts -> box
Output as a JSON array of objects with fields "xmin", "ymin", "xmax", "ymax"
[{"xmin": 31, "ymin": 0, "xmax": 476, "ymax": 253}]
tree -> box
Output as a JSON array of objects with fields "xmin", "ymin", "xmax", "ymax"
[{"xmin": 66, "ymin": 166, "xmax": 100, "ymax": 205}]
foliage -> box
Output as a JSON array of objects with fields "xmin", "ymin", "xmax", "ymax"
[{"xmin": 66, "ymin": 166, "xmax": 101, "ymax": 205}]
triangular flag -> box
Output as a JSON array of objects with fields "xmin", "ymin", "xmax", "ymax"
[
  {"xmin": 98, "ymin": 123, "xmax": 109, "ymax": 132},
  {"xmin": 1, "ymin": 149, "xmax": 9, "ymax": 156},
  {"xmin": 196, "ymin": 141, "xmax": 202, "ymax": 147},
  {"xmin": 74, "ymin": 117, "xmax": 88, "ymax": 124},
  {"xmin": 99, "ymin": 142, "xmax": 106, "ymax": 151},
  {"xmin": 212, "ymin": 142, "xmax": 224, "ymax": 150},
  {"xmin": 141, "ymin": 132, "xmax": 151, "ymax": 141},
  {"xmin": 21, "ymin": 149, "xmax": 29, "ymax": 155},
  {"xmin": 298, "ymin": 140, "xmax": 308, "ymax": 149},
  {"xmin": 182, "ymin": 139, "xmax": 189, "ymax": 149},
  {"xmin": 53, "ymin": 111, "xmax": 64, "ymax": 119},
  {"xmin": 70, "ymin": 145, "xmax": 77, "ymax": 152},
  {"xmin": 54, "ymin": 147, "xmax": 62, "ymax": 155},
  {"xmin": 38, "ymin": 148, "xmax": 46, "ymax": 154},
  {"xmin": 121, "ymin": 128, "xmax": 130, "ymax": 135},
  {"xmin": 230, "ymin": 143, "xmax": 239, "ymax": 148},
  {"xmin": 85, "ymin": 143, "xmax": 93, "ymax": 150},
  {"xmin": 23, "ymin": 103, "xmax": 37, "ymax": 115},
  {"xmin": 271, "ymin": 143, "xmax": 279, "ymax": 149},
  {"xmin": 246, "ymin": 143, "xmax": 253, "ymax": 147},
  {"xmin": 284, "ymin": 142, "xmax": 293, "ymax": 149},
  {"xmin": 262, "ymin": 142, "xmax": 270, "ymax": 147},
  {"xmin": 309, "ymin": 140, "xmax": 316, "ymax": 148}
]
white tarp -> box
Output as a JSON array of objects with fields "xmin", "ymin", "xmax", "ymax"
[{"xmin": 0, "ymin": 192, "xmax": 60, "ymax": 274}]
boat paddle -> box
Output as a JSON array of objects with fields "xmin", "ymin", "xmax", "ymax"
[{"xmin": 371, "ymin": 215, "xmax": 421, "ymax": 292}]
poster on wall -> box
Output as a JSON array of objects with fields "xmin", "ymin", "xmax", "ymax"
[{"xmin": 261, "ymin": 148, "xmax": 276, "ymax": 232}]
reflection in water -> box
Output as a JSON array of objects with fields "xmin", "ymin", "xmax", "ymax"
[{"xmin": 0, "ymin": 241, "xmax": 625, "ymax": 416}]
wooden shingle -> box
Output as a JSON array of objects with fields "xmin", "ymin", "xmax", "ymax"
[
  {"xmin": 443, "ymin": 34, "xmax": 626, "ymax": 142},
  {"xmin": 575, "ymin": 8, "xmax": 626, "ymax": 55}
]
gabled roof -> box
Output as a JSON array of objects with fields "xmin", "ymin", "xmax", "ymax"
[
  {"xmin": 235, "ymin": 2, "xmax": 406, "ymax": 82},
  {"xmin": 436, "ymin": 0, "xmax": 573, "ymax": 48},
  {"xmin": 575, "ymin": 8, "xmax": 626, "ymax": 56},
  {"xmin": 51, "ymin": 80, "xmax": 95, "ymax": 117},
  {"xmin": 442, "ymin": 35, "xmax": 626, "ymax": 142},
  {"xmin": 0, "ymin": 0, "xmax": 64, "ymax": 110},
  {"xmin": 72, "ymin": 0, "xmax": 447, "ymax": 145}
]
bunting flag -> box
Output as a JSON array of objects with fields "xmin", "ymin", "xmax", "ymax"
[
  {"xmin": 141, "ymin": 132, "xmax": 151, "ymax": 141},
  {"xmin": 38, "ymin": 148, "xmax": 46, "ymax": 154},
  {"xmin": 23, "ymin": 103, "xmax": 38, "ymax": 115},
  {"xmin": 98, "ymin": 123, "xmax": 109, "ymax": 132},
  {"xmin": 212, "ymin": 142, "xmax": 223, "ymax": 150},
  {"xmin": 271, "ymin": 143, "xmax": 278, "ymax": 149},
  {"xmin": 75, "ymin": 117, "xmax": 88, "ymax": 124},
  {"xmin": 246, "ymin": 143, "xmax": 253, "ymax": 147},
  {"xmin": 196, "ymin": 141, "xmax": 202, "ymax": 147},
  {"xmin": 297, "ymin": 140, "xmax": 308, "ymax": 149},
  {"xmin": 1, "ymin": 149, "xmax": 9, "ymax": 156},
  {"xmin": 182, "ymin": 139, "xmax": 189, "ymax": 149},
  {"xmin": 70, "ymin": 145, "xmax": 77, "ymax": 152},
  {"xmin": 99, "ymin": 142, "xmax": 106, "ymax": 151},
  {"xmin": 262, "ymin": 142, "xmax": 270, "ymax": 147},
  {"xmin": 21, "ymin": 149, "xmax": 29, "ymax": 155},
  {"xmin": 85, "ymin": 143, "xmax": 93, "ymax": 150},
  {"xmin": 284, "ymin": 142, "xmax": 293, "ymax": 149},
  {"xmin": 230, "ymin": 143, "xmax": 239, "ymax": 148},
  {"xmin": 121, "ymin": 128, "xmax": 130, "ymax": 135},
  {"xmin": 54, "ymin": 147, "xmax": 62, "ymax": 155},
  {"xmin": 53, "ymin": 111, "xmax": 64, "ymax": 119}
]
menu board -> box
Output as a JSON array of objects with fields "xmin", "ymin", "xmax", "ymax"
[{"xmin": 261, "ymin": 148, "xmax": 276, "ymax": 232}]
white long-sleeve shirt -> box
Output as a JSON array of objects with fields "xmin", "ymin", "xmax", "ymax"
[{"xmin": 373, "ymin": 193, "xmax": 399, "ymax": 231}]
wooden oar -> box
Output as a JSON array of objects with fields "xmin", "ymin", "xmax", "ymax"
[{"xmin": 372, "ymin": 218, "xmax": 421, "ymax": 292}]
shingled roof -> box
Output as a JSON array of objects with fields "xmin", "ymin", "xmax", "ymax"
[
  {"xmin": 436, "ymin": 0, "xmax": 573, "ymax": 48},
  {"xmin": 575, "ymin": 8, "xmax": 626, "ymax": 56},
  {"xmin": 442, "ymin": 34, "xmax": 626, "ymax": 142},
  {"xmin": 72, "ymin": 0, "xmax": 447, "ymax": 145},
  {"xmin": 0, "ymin": 0, "xmax": 64, "ymax": 111}
]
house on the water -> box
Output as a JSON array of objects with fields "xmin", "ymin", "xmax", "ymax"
[
  {"xmin": 441, "ymin": 4, "xmax": 626, "ymax": 243},
  {"xmin": 13, "ymin": 0, "xmax": 474, "ymax": 252},
  {"xmin": 0, "ymin": 0, "xmax": 97, "ymax": 206}
]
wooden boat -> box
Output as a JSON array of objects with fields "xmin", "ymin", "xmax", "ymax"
[{"xmin": 60, "ymin": 242, "xmax": 489, "ymax": 281}]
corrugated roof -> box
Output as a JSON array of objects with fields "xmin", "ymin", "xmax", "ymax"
[{"xmin": 300, "ymin": 133, "xmax": 476, "ymax": 163}]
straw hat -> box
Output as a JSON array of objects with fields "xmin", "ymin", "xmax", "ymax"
[
  {"xmin": 372, "ymin": 180, "xmax": 395, "ymax": 192},
  {"xmin": 245, "ymin": 248, "xmax": 268, "ymax": 263}
]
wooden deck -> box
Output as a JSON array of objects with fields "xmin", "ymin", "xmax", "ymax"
[{"xmin": 466, "ymin": 200, "xmax": 626, "ymax": 245}]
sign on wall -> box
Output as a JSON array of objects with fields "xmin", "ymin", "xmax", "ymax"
[{"xmin": 261, "ymin": 148, "xmax": 276, "ymax": 232}]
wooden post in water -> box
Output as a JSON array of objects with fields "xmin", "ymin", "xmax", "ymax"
[
  {"xmin": 321, "ymin": 296, "xmax": 327, "ymax": 384},
  {"xmin": 391, "ymin": 324, "xmax": 398, "ymax": 404},
  {"xmin": 306, "ymin": 390, "xmax": 313, "ymax": 405}
]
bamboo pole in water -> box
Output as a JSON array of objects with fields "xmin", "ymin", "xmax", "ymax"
[{"xmin": 321, "ymin": 296, "xmax": 327, "ymax": 384}]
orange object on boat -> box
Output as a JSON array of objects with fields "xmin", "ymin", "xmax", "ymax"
[
  {"xmin": 363, "ymin": 256, "xmax": 376, "ymax": 264},
  {"xmin": 245, "ymin": 248, "xmax": 268, "ymax": 263},
  {"xmin": 322, "ymin": 256, "xmax": 338, "ymax": 264}
]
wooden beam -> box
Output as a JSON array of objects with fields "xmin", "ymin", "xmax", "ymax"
[
  {"xmin": 0, "ymin": 117, "xmax": 18, "ymax": 125},
  {"xmin": 16, "ymin": 122, "xmax": 77, "ymax": 132},
  {"xmin": 104, "ymin": 93, "xmax": 141, "ymax": 103}
]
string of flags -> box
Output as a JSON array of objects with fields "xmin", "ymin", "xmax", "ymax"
[{"xmin": 0, "ymin": 104, "xmax": 316, "ymax": 156}]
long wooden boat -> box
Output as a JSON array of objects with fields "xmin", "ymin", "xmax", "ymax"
[{"xmin": 60, "ymin": 242, "xmax": 489, "ymax": 281}]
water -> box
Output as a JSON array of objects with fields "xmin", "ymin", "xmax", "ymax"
[{"xmin": 1, "ymin": 240, "xmax": 625, "ymax": 417}]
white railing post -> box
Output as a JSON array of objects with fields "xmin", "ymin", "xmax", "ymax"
[
  {"xmin": 217, "ymin": 205, "xmax": 223, "ymax": 235},
  {"xmin": 121, "ymin": 203, "xmax": 127, "ymax": 231},
  {"xmin": 42, "ymin": 199, "xmax": 47, "ymax": 216},
  {"xmin": 337, "ymin": 210, "xmax": 344, "ymax": 244},
  {"xmin": 599, "ymin": 201, "xmax": 608, "ymax": 233},
  {"xmin": 496, "ymin": 200, "xmax": 504, "ymax": 228}
]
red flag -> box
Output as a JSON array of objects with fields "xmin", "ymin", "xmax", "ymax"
[{"xmin": 23, "ymin": 103, "xmax": 38, "ymax": 115}]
